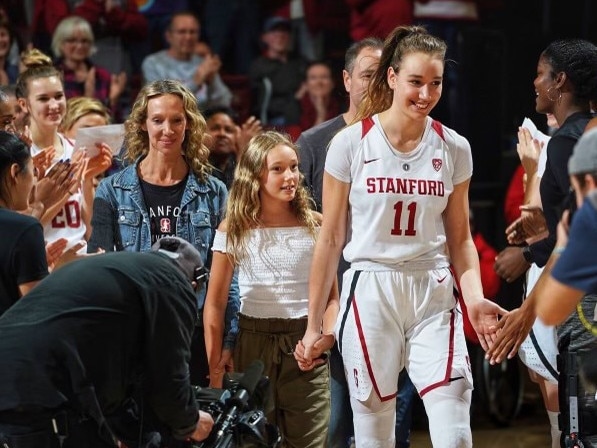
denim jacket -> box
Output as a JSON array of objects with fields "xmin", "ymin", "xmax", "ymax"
[{"xmin": 88, "ymin": 160, "xmax": 239, "ymax": 349}]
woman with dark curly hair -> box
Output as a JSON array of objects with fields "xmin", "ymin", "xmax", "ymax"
[{"xmin": 88, "ymin": 79, "xmax": 240, "ymax": 387}]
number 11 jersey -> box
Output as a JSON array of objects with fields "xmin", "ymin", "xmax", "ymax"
[{"xmin": 325, "ymin": 114, "xmax": 473, "ymax": 269}]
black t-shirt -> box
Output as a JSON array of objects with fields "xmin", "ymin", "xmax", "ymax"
[
  {"xmin": 0, "ymin": 251, "xmax": 199, "ymax": 439},
  {"xmin": 140, "ymin": 177, "xmax": 187, "ymax": 245},
  {"xmin": 0, "ymin": 208, "xmax": 48, "ymax": 314},
  {"xmin": 530, "ymin": 112, "xmax": 594, "ymax": 267}
]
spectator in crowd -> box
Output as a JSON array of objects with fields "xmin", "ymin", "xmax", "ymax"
[
  {"xmin": 298, "ymin": 60, "xmax": 341, "ymax": 132},
  {"xmin": 204, "ymin": 131, "xmax": 338, "ymax": 447},
  {"xmin": 249, "ymin": 16, "xmax": 306, "ymax": 127},
  {"xmin": 0, "ymin": 16, "xmax": 18, "ymax": 85},
  {"xmin": 0, "ymin": 238, "xmax": 214, "ymax": 446},
  {"xmin": 141, "ymin": 11, "xmax": 232, "ymax": 111},
  {"xmin": 60, "ymin": 96, "xmax": 111, "ymax": 140},
  {"xmin": 51, "ymin": 16, "xmax": 127, "ymax": 115},
  {"xmin": 204, "ymin": 107, "xmax": 262, "ymax": 190},
  {"xmin": 31, "ymin": 0, "xmax": 147, "ymax": 74},
  {"xmin": 87, "ymin": 79, "xmax": 240, "ymax": 387},
  {"xmin": 0, "ymin": 85, "xmax": 27, "ymax": 133},
  {"xmin": 263, "ymin": 0, "xmax": 323, "ymax": 62}
]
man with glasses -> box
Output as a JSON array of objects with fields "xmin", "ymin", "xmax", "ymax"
[{"xmin": 141, "ymin": 11, "xmax": 232, "ymax": 111}]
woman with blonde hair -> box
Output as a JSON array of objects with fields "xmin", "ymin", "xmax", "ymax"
[
  {"xmin": 52, "ymin": 16, "xmax": 126, "ymax": 114},
  {"xmin": 88, "ymin": 79, "xmax": 239, "ymax": 387},
  {"xmin": 60, "ymin": 96, "xmax": 111, "ymax": 139},
  {"xmin": 204, "ymin": 130, "xmax": 338, "ymax": 447}
]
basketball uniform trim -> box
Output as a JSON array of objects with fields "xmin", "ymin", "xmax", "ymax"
[
  {"xmin": 419, "ymin": 308, "xmax": 457, "ymax": 397},
  {"xmin": 353, "ymin": 297, "xmax": 399, "ymax": 402}
]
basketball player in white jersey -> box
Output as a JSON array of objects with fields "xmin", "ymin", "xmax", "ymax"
[
  {"xmin": 299, "ymin": 26, "xmax": 507, "ymax": 448},
  {"xmin": 16, "ymin": 57, "xmax": 112, "ymax": 252}
]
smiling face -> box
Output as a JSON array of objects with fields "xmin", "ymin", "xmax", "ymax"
[
  {"xmin": 60, "ymin": 27, "xmax": 93, "ymax": 63},
  {"xmin": 306, "ymin": 63, "xmax": 334, "ymax": 98},
  {"xmin": 142, "ymin": 94, "xmax": 188, "ymax": 157},
  {"xmin": 19, "ymin": 76, "xmax": 66, "ymax": 131},
  {"xmin": 206, "ymin": 112, "xmax": 237, "ymax": 157},
  {"xmin": 388, "ymin": 51, "xmax": 443, "ymax": 119},
  {"xmin": 259, "ymin": 144, "xmax": 300, "ymax": 204},
  {"xmin": 534, "ymin": 55, "xmax": 557, "ymax": 115},
  {"xmin": 166, "ymin": 15, "xmax": 200, "ymax": 60}
]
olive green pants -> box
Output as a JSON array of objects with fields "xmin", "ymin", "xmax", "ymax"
[{"xmin": 235, "ymin": 315, "xmax": 330, "ymax": 448}]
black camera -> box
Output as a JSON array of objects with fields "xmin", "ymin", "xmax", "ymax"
[{"xmin": 188, "ymin": 361, "xmax": 280, "ymax": 448}]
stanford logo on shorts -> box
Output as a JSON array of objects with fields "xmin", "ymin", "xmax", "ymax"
[
  {"xmin": 432, "ymin": 158, "xmax": 442, "ymax": 171},
  {"xmin": 353, "ymin": 368, "xmax": 359, "ymax": 387},
  {"xmin": 160, "ymin": 218, "xmax": 171, "ymax": 233}
]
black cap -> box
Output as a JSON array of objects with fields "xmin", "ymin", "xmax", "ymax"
[
  {"xmin": 151, "ymin": 237, "xmax": 208, "ymax": 285},
  {"xmin": 263, "ymin": 16, "xmax": 291, "ymax": 33}
]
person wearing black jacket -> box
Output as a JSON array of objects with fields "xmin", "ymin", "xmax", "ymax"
[{"xmin": 0, "ymin": 237, "xmax": 213, "ymax": 447}]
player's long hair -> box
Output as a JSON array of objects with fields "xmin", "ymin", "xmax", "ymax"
[
  {"xmin": 354, "ymin": 25, "xmax": 447, "ymax": 123},
  {"xmin": 125, "ymin": 79, "xmax": 211, "ymax": 181},
  {"xmin": 225, "ymin": 131, "xmax": 317, "ymax": 265}
]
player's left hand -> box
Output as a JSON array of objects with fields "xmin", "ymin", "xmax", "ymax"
[{"xmin": 485, "ymin": 306, "xmax": 535, "ymax": 364}]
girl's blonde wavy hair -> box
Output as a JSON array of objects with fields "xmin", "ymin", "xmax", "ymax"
[
  {"xmin": 124, "ymin": 79, "xmax": 211, "ymax": 180},
  {"xmin": 226, "ymin": 131, "xmax": 317, "ymax": 264}
]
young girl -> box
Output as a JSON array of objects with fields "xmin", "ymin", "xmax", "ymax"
[
  {"xmin": 16, "ymin": 51, "xmax": 111, "ymax": 245},
  {"xmin": 204, "ymin": 131, "xmax": 338, "ymax": 448}
]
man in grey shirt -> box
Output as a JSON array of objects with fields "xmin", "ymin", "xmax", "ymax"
[{"xmin": 142, "ymin": 11, "xmax": 232, "ymax": 111}]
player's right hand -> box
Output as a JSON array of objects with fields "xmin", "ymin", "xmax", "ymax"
[{"xmin": 191, "ymin": 411, "xmax": 214, "ymax": 442}]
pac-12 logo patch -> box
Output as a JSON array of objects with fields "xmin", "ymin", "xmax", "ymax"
[{"xmin": 432, "ymin": 158, "xmax": 442, "ymax": 171}]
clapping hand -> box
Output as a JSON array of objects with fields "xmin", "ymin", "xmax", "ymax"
[
  {"xmin": 505, "ymin": 205, "xmax": 548, "ymax": 245},
  {"xmin": 32, "ymin": 146, "xmax": 57, "ymax": 178}
]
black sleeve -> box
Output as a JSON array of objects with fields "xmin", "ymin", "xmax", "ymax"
[
  {"xmin": 88, "ymin": 196, "xmax": 118, "ymax": 253},
  {"xmin": 297, "ymin": 133, "xmax": 315, "ymax": 200},
  {"xmin": 14, "ymin": 222, "xmax": 48, "ymax": 285},
  {"xmin": 529, "ymin": 134, "xmax": 576, "ymax": 267},
  {"xmin": 143, "ymin": 280, "xmax": 199, "ymax": 439}
]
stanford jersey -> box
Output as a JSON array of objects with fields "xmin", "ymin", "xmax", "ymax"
[
  {"xmin": 31, "ymin": 135, "xmax": 86, "ymax": 251},
  {"xmin": 325, "ymin": 114, "xmax": 472, "ymax": 268}
]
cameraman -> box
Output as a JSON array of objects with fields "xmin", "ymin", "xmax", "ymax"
[
  {"xmin": 534, "ymin": 127, "xmax": 597, "ymax": 447},
  {"xmin": 0, "ymin": 237, "xmax": 214, "ymax": 447}
]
